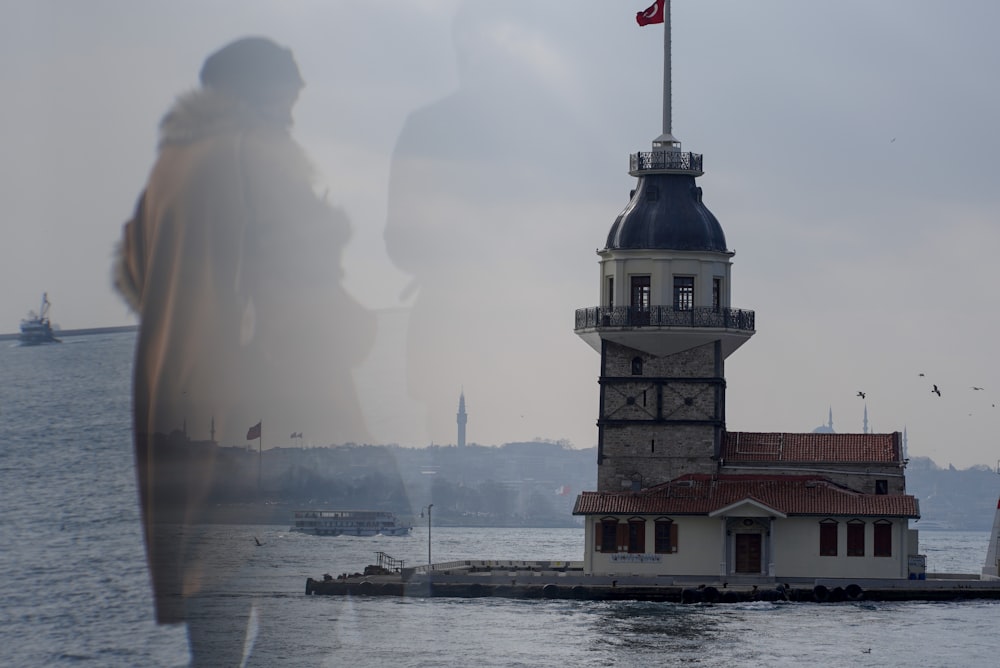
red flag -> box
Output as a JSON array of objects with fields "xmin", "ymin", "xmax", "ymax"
[
  {"xmin": 636, "ymin": 0, "xmax": 665, "ymax": 26},
  {"xmin": 246, "ymin": 421, "xmax": 261, "ymax": 440}
]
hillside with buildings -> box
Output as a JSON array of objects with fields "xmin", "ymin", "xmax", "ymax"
[
  {"xmin": 906, "ymin": 456, "xmax": 1000, "ymax": 531},
  {"xmin": 196, "ymin": 440, "xmax": 997, "ymax": 531},
  {"xmin": 203, "ymin": 440, "xmax": 595, "ymax": 527}
]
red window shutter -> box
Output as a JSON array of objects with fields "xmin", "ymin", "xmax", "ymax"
[
  {"xmin": 874, "ymin": 522, "xmax": 892, "ymax": 557},
  {"xmin": 616, "ymin": 523, "xmax": 629, "ymax": 551},
  {"xmin": 820, "ymin": 521, "xmax": 838, "ymax": 556},
  {"xmin": 847, "ymin": 521, "xmax": 865, "ymax": 557}
]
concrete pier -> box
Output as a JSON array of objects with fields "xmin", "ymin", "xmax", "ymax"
[{"xmin": 305, "ymin": 560, "xmax": 1000, "ymax": 603}]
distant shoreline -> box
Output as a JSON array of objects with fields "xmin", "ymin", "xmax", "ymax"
[{"xmin": 0, "ymin": 324, "xmax": 137, "ymax": 341}]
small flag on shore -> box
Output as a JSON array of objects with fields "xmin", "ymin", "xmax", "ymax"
[
  {"xmin": 246, "ymin": 421, "xmax": 261, "ymax": 440},
  {"xmin": 636, "ymin": 0, "xmax": 665, "ymax": 26}
]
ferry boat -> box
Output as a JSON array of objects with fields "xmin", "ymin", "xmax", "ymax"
[
  {"xmin": 291, "ymin": 509, "xmax": 412, "ymax": 537},
  {"xmin": 18, "ymin": 293, "xmax": 60, "ymax": 345}
]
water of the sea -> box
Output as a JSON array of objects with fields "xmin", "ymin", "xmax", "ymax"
[{"xmin": 2, "ymin": 332, "xmax": 998, "ymax": 667}]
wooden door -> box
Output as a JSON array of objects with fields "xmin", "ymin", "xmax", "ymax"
[{"xmin": 735, "ymin": 533, "xmax": 762, "ymax": 573}]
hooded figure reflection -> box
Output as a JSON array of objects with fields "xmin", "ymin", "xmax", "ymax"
[
  {"xmin": 113, "ymin": 36, "xmax": 372, "ymax": 664},
  {"xmin": 385, "ymin": 2, "xmax": 609, "ymax": 446}
]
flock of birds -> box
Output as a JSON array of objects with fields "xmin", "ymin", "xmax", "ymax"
[{"xmin": 856, "ymin": 373, "xmax": 995, "ymax": 411}]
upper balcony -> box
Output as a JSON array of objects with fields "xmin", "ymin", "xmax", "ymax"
[
  {"xmin": 629, "ymin": 151, "xmax": 703, "ymax": 177},
  {"xmin": 575, "ymin": 305, "xmax": 755, "ymax": 359},
  {"xmin": 576, "ymin": 305, "xmax": 754, "ymax": 331}
]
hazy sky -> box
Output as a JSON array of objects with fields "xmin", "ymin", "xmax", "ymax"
[{"xmin": 3, "ymin": 1, "xmax": 1000, "ymax": 468}]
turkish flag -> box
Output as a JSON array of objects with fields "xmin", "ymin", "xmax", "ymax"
[
  {"xmin": 246, "ymin": 421, "xmax": 261, "ymax": 440},
  {"xmin": 636, "ymin": 0, "xmax": 665, "ymax": 26}
]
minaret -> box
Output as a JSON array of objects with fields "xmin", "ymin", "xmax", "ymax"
[
  {"xmin": 574, "ymin": 1, "xmax": 755, "ymax": 492},
  {"xmin": 863, "ymin": 404, "xmax": 869, "ymax": 434},
  {"xmin": 456, "ymin": 390, "xmax": 467, "ymax": 448}
]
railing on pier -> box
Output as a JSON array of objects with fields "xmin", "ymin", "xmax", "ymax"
[
  {"xmin": 375, "ymin": 551, "xmax": 405, "ymax": 573},
  {"xmin": 574, "ymin": 305, "xmax": 755, "ymax": 332},
  {"xmin": 630, "ymin": 151, "xmax": 703, "ymax": 174}
]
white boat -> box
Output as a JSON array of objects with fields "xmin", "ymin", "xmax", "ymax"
[
  {"xmin": 291, "ymin": 509, "xmax": 412, "ymax": 536},
  {"xmin": 18, "ymin": 293, "xmax": 60, "ymax": 345}
]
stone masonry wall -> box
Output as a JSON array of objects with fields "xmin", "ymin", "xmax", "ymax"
[{"xmin": 598, "ymin": 341, "xmax": 722, "ymax": 492}]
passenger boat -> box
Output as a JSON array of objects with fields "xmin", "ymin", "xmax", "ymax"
[
  {"xmin": 18, "ymin": 293, "xmax": 60, "ymax": 345},
  {"xmin": 291, "ymin": 509, "xmax": 412, "ymax": 536}
]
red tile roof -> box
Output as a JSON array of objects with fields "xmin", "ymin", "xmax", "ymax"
[
  {"xmin": 721, "ymin": 432, "xmax": 901, "ymax": 464},
  {"xmin": 573, "ymin": 474, "xmax": 919, "ymax": 518}
]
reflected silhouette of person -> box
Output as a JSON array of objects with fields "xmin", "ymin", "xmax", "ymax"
[
  {"xmin": 385, "ymin": 2, "xmax": 611, "ymax": 446},
  {"xmin": 113, "ymin": 36, "xmax": 373, "ymax": 664}
]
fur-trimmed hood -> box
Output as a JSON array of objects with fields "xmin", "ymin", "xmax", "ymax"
[
  {"xmin": 158, "ymin": 88, "xmax": 292, "ymax": 148},
  {"xmin": 113, "ymin": 88, "xmax": 320, "ymax": 313}
]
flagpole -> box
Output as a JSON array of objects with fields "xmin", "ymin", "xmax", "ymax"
[
  {"xmin": 663, "ymin": 0, "xmax": 671, "ymax": 138},
  {"xmin": 257, "ymin": 421, "xmax": 262, "ymax": 496}
]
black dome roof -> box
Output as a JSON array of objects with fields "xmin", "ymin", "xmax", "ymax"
[{"xmin": 605, "ymin": 173, "xmax": 728, "ymax": 252}]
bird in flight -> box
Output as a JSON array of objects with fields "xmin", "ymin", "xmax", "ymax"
[
  {"xmin": 918, "ymin": 373, "xmax": 925, "ymax": 377},
  {"xmin": 857, "ymin": 391, "xmax": 866, "ymax": 399},
  {"xmin": 932, "ymin": 385, "xmax": 942, "ymax": 397},
  {"xmin": 972, "ymin": 386, "xmax": 984, "ymax": 391}
]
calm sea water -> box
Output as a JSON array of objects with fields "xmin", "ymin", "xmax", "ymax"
[{"xmin": 1, "ymin": 332, "xmax": 998, "ymax": 667}]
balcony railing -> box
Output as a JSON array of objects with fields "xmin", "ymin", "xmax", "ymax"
[
  {"xmin": 630, "ymin": 151, "xmax": 703, "ymax": 174},
  {"xmin": 575, "ymin": 305, "xmax": 755, "ymax": 332}
]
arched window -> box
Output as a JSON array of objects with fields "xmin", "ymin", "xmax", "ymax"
[
  {"xmin": 654, "ymin": 517, "xmax": 677, "ymax": 554},
  {"xmin": 627, "ymin": 517, "xmax": 646, "ymax": 553},
  {"xmin": 598, "ymin": 517, "xmax": 618, "ymax": 553},
  {"xmin": 631, "ymin": 356, "xmax": 643, "ymax": 375}
]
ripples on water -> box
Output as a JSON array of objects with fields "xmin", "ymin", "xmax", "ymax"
[{"xmin": 1, "ymin": 333, "xmax": 998, "ymax": 667}]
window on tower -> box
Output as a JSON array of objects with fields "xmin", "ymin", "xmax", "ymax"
[
  {"xmin": 630, "ymin": 276, "xmax": 651, "ymax": 325},
  {"xmin": 631, "ymin": 357, "xmax": 643, "ymax": 375},
  {"xmin": 712, "ymin": 278, "xmax": 722, "ymax": 312},
  {"xmin": 673, "ymin": 276, "xmax": 694, "ymax": 311}
]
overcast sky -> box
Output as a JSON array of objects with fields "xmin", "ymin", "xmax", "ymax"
[{"xmin": 3, "ymin": 0, "xmax": 1000, "ymax": 468}]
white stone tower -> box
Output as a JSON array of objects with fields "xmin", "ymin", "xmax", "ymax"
[{"xmin": 574, "ymin": 2, "xmax": 755, "ymax": 492}]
